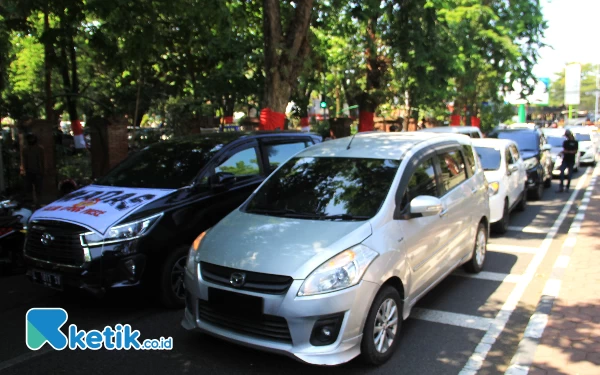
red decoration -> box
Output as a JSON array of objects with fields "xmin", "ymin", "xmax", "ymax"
[
  {"xmin": 223, "ymin": 116, "xmax": 234, "ymax": 124},
  {"xmin": 471, "ymin": 117, "xmax": 480, "ymax": 128},
  {"xmin": 450, "ymin": 115, "xmax": 461, "ymax": 126},
  {"xmin": 71, "ymin": 119, "xmax": 83, "ymax": 135},
  {"xmin": 259, "ymin": 108, "xmax": 286, "ymax": 130},
  {"xmin": 358, "ymin": 112, "xmax": 374, "ymax": 132},
  {"xmin": 300, "ymin": 117, "xmax": 310, "ymax": 126}
]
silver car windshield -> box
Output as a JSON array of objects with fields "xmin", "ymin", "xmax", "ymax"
[{"xmin": 243, "ymin": 156, "xmax": 401, "ymax": 221}]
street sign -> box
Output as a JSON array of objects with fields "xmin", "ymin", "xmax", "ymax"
[{"xmin": 564, "ymin": 63, "xmax": 581, "ymax": 105}]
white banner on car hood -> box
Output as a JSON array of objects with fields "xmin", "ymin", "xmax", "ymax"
[{"xmin": 30, "ymin": 185, "xmax": 176, "ymax": 235}]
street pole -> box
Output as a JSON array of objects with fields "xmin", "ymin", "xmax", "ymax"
[{"xmin": 594, "ymin": 64, "xmax": 600, "ymax": 125}]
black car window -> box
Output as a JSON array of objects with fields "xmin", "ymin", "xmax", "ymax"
[
  {"xmin": 400, "ymin": 158, "xmax": 438, "ymax": 211},
  {"xmin": 95, "ymin": 141, "xmax": 218, "ymax": 189},
  {"xmin": 264, "ymin": 141, "xmax": 309, "ymax": 171},
  {"xmin": 546, "ymin": 136, "xmax": 564, "ymax": 147},
  {"xmin": 462, "ymin": 145, "xmax": 476, "ymax": 176},
  {"xmin": 213, "ymin": 147, "xmax": 261, "ymax": 180},
  {"xmin": 471, "ymin": 132, "xmax": 481, "ymax": 138},
  {"xmin": 437, "ymin": 150, "xmax": 467, "ymax": 193},
  {"xmin": 244, "ymin": 157, "xmax": 400, "ymax": 219},
  {"xmin": 575, "ymin": 134, "xmax": 591, "ymax": 141},
  {"xmin": 474, "ymin": 147, "xmax": 501, "ymax": 171}
]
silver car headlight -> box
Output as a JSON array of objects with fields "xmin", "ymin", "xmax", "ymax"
[
  {"xmin": 298, "ymin": 244, "xmax": 379, "ymax": 296},
  {"xmin": 523, "ymin": 157, "xmax": 538, "ymax": 170},
  {"xmin": 82, "ymin": 213, "xmax": 163, "ymax": 246},
  {"xmin": 186, "ymin": 230, "xmax": 209, "ymax": 271}
]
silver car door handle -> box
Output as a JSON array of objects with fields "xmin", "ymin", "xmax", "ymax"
[{"xmin": 439, "ymin": 209, "xmax": 449, "ymax": 217}]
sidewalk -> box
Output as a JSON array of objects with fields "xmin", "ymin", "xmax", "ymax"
[{"xmin": 529, "ymin": 177, "xmax": 600, "ymax": 374}]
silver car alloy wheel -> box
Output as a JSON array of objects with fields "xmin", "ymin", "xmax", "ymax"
[
  {"xmin": 171, "ymin": 256, "xmax": 187, "ymax": 299},
  {"xmin": 475, "ymin": 227, "xmax": 486, "ymax": 267},
  {"xmin": 373, "ymin": 298, "xmax": 399, "ymax": 353}
]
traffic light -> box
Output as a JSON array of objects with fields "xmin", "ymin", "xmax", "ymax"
[{"xmin": 320, "ymin": 100, "xmax": 327, "ymax": 108}]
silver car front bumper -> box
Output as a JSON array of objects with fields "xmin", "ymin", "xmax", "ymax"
[{"xmin": 181, "ymin": 265, "xmax": 380, "ymax": 365}]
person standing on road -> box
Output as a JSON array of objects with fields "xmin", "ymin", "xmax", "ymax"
[
  {"xmin": 22, "ymin": 133, "xmax": 45, "ymax": 206},
  {"xmin": 557, "ymin": 129, "xmax": 578, "ymax": 193}
]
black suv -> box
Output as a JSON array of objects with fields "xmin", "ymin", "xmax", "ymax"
[
  {"xmin": 24, "ymin": 132, "xmax": 321, "ymax": 307},
  {"xmin": 487, "ymin": 127, "xmax": 553, "ymax": 199}
]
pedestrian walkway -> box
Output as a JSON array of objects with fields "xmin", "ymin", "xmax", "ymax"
[{"xmin": 529, "ymin": 176, "xmax": 600, "ymax": 375}]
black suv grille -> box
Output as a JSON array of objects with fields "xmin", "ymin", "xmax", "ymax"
[
  {"xmin": 200, "ymin": 262, "xmax": 293, "ymax": 295},
  {"xmin": 197, "ymin": 299, "xmax": 292, "ymax": 343},
  {"xmin": 26, "ymin": 221, "xmax": 86, "ymax": 266}
]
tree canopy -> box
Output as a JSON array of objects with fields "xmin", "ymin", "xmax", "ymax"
[{"xmin": 0, "ymin": 0, "xmax": 548, "ymax": 129}]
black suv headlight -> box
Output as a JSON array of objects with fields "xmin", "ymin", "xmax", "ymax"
[{"xmin": 82, "ymin": 213, "xmax": 163, "ymax": 246}]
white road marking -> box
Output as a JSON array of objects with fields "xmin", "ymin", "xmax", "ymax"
[
  {"xmin": 454, "ymin": 270, "xmax": 521, "ymax": 283},
  {"xmin": 460, "ymin": 167, "xmax": 592, "ymax": 375},
  {"xmin": 505, "ymin": 165, "xmax": 599, "ymax": 375},
  {"xmin": 507, "ymin": 226, "xmax": 549, "ymax": 234},
  {"xmin": 487, "ymin": 244, "xmax": 538, "ymax": 254},
  {"xmin": 410, "ymin": 308, "xmax": 493, "ymax": 331}
]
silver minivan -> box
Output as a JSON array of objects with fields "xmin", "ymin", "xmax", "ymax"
[{"xmin": 182, "ymin": 132, "xmax": 490, "ymax": 365}]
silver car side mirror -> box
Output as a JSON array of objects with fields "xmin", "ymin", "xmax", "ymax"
[{"xmin": 409, "ymin": 196, "xmax": 443, "ymax": 217}]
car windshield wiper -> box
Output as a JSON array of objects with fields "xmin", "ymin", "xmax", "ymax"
[
  {"xmin": 317, "ymin": 213, "xmax": 371, "ymax": 221},
  {"xmin": 245, "ymin": 207, "xmax": 321, "ymax": 219}
]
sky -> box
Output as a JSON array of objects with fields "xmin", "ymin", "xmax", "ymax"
[{"xmin": 533, "ymin": 0, "xmax": 600, "ymax": 79}]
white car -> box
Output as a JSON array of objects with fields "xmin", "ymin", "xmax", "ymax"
[
  {"xmin": 472, "ymin": 139, "xmax": 527, "ymax": 233},
  {"xmin": 419, "ymin": 126, "xmax": 483, "ymax": 138},
  {"xmin": 567, "ymin": 126, "xmax": 599, "ymax": 165}
]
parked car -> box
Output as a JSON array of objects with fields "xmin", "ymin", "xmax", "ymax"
[
  {"xmin": 182, "ymin": 132, "xmax": 490, "ymax": 365},
  {"xmin": 566, "ymin": 126, "xmax": 599, "ymax": 165},
  {"xmin": 487, "ymin": 127, "xmax": 553, "ymax": 200},
  {"xmin": 419, "ymin": 125, "xmax": 483, "ymax": 138},
  {"xmin": 471, "ymin": 139, "xmax": 527, "ymax": 233},
  {"xmin": 24, "ymin": 132, "xmax": 321, "ymax": 307},
  {"xmin": 542, "ymin": 128, "xmax": 581, "ymax": 176}
]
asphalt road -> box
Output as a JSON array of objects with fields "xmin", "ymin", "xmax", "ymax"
[{"xmin": 0, "ymin": 167, "xmax": 595, "ymax": 375}]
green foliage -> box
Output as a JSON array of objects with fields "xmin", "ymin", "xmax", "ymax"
[{"xmin": 479, "ymin": 102, "xmax": 515, "ymax": 133}]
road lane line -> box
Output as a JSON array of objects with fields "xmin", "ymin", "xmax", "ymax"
[
  {"xmin": 504, "ymin": 165, "xmax": 599, "ymax": 375},
  {"xmin": 459, "ymin": 167, "xmax": 592, "ymax": 375},
  {"xmin": 410, "ymin": 308, "xmax": 493, "ymax": 331},
  {"xmin": 506, "ymin": 226, "xmax": 549, "ymax": 234},
  {"xmin": 454, "ymin": 270, "xmax": 521, "ymax": 283},
  {"xmin": 487, "ymin": 244, "xmax": 538, "ymax": 254}
]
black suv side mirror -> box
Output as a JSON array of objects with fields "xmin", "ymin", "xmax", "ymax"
[{"xmin": 209, "ymin": 172, "xmax": 236, "ymax": 191}]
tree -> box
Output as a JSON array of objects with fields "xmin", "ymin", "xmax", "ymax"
[{"xmin": 261, "ymin": 0, "xmax": 313, "ymax": 129}]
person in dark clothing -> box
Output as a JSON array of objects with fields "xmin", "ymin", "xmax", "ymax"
[
  {"xmin": 557, "ymin": 129, "xmax": 578, "ymax": 192},
  {"xmin": 23, "ymin": 133, "xmax": 45, "ymax": 205}
]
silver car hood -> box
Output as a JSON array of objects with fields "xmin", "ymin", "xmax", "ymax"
[{"xmin": 197, "ymin": 210, "xmax": 373, "ymax": 279}]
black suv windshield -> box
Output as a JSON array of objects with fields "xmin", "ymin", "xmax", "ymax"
[
  {"xmin": 96, "ymin": 139, "xmax": 225, "ymax": 189},
  {"xmin": 490, "ymin": 131, "xmax": 538, "ymax": 151},
  {"xmin": 244, "ymin": 157, "xmax": 401, "ymax": 220},
  {"xmin": 474, "ymin": 147, "xmax": 501, "ymax": 170}
]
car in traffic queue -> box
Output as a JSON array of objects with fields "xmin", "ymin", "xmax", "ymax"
[
  {"xmin": 566, "ymin": 126, "xmax": 599, "ymax": 165},
  {"xmin": 487, "ymin": 127, "xmax": 553, "ymax": 200},
  {"xmin": 542, "ymin": 128, "xmax": 581, "ymax": 177},
  {"xmin": 182, "ymin": 132, "xmax": 490, "ymax": 366},
  {"xmin": 24, "ymin": 132, "xmax": 321, "ymax": 307},
  {"xmin": 419, "ymin": 125, "xmax": 483, "ymax": 138},
  {"xmin": 471, "ymin": 139, "xmax": 527, "ymax": 233}
]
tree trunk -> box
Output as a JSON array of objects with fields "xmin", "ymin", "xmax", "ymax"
[
  {"xmin": 262, "ymin": 0, "xmax": 313, "ymax": 128},
  {"xmin": 43, "ymin": 8, "xmax": 54, "ymax": 122}
]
